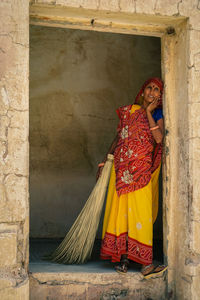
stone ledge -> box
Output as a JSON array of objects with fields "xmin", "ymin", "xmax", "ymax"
[
  {"xmin": 29, "ymin": 262, "xmax": 167, "ymax": 300},
  {"xmin": 0, "ymin": 277, "xmax": 29, "ymax": 300}
]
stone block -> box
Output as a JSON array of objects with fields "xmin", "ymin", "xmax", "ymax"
[
  {"xmin": 190, "ymin": 198, "xmax": 200, "ymax": 223},
  {"xmin": 0, "ymin": 233, "xmax": 17, "ymax": 266},
  {"xmin": 190, "ymin": 138, "xmax": 200, "ymax": 162},
  {"xmin": 155, "ymin": 0, "xmax": 179, "ymax": 16},
  {"xmin": 188, "ymin": 68, "xmax": 200, "ymax": 103},
  {"xmin": 81, "ymin": 0, "xmax": 99, "ymax": 9},
  {"xmin": 0, "ymin": 23, "xmax": 28, "ymax": 112},
  {"xmin": 0, "ymin": 115, "xmax": 10, "ymax": 141},
  {"xmin": 0, "ymin": 86, "xmax": 10, "ymax": 115},
  {"xmin": 179, "ymin": 2, "xmax": 200, "ymax": 30},
  {"xmin": 194, "ymin": 53, "xmax": 200, "ymax": 71},
  {"xmin": 55, "ymin": 0, "xmax": 81, "ymax": 7},
  {"xmin": 189, "ymin": 13, "xmax": 200, "ymax": 32},
  {"xmin": 190, "ymin": 220, "xmax": 200, "ymax": 253},
  {"xmin": 136, "ymin": 0, "xmax": 156, "ymax": 14},
  {"xmin": 178, "ymin": 0, "xmax": 197, "ymax": 16},
  {"xmin": 0, "ymin": 175, "xmax": 27, "ymax": 222},
  {"xmin": 191, "ymin": 275, "xmax": 200, "ymax": 300},
  {"xmin": 4, "ymin": 127, "xmax": 28, "ymax": 175},
  {"xmin": 176, "ymin": 276, "xmax": 193, "ymax": 300},
  {"xmin": 1, "ymin": 75, "xmax": 29, "ymax": 113},
  {"xmin": 0, "ymin": 279, "xmax": 13, "ymax": 291},
  {"xmin": 190, "ymin": 158, "xmax": 200, "ymax": 201},
  {"xmin": 99, "ymin": 0, "xmax": 120, "ymax": 11},
  {"xmin": 0, "ymin": 223, "xmax": 18, "ymax": 233},
  {"xmin": 0, "ymin": 225, "xmax": 17, "ymax": 266},
  {"xmin": 0, "ymin": 27, "xmax": 15, "ymax": 81},
  {"xmin": 5, "ymin": 175, "xmax": 28, "ymax": 220},
  {"xmin": 0, "ymin": 141, "xmax": 7, "ymax": 163},
  {"xmin": 35, "ymin": 0, "xmax": 55, "ymax": 3},
  {"xmin": 188, "ymin": 30, "xmax": 200, "ymax": 66},
  {"xmin": 0, "ymin": 278, "xmax": 29, "ymax": 300},
  {"xmin": 119, "ymin": 0, "xmax": 136, "ymax": 13},
  {"xmin": 0, "ymin": 182, "xmax": 9, "ymax": 221},
  {"xmin": 185, "ymin": 253, "xmax": 200, "ymax": 277},
  {"xmin": 8, "ymin": 110, "xmax": 28, "ymax": 135},
  {"xmin": 189, "ymin": 104, "xmax": 200, "ymax": 138},
  {"xmin": 8, "ymin": 73, "xmax": 29, "ymax": 112},
  {"xmin": 189, "ymin": 142, "xmax": 200, "ymax": 202}
]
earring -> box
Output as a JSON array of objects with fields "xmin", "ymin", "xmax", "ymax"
[{"xmin": 142, "ymin": 93, "xmax": 144, "ymax": 97}]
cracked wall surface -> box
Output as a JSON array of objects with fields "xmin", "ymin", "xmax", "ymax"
[
  {"xmin": 0, "ymin": 0, "xmax": 199, "ymax": 299},
  {"xmin": 0, "ymin": 0, "xmax": 29, "ymax": 299}
]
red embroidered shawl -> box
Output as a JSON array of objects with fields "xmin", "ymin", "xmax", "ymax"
[{"xmin": 114, "ymin": 104, "xmax": 162, "ymax": 196}]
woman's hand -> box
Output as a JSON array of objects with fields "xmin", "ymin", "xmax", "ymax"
[
  {"xmin": 96, "ymin": 166, "xmax": 104, "ymax": 181},
  {"xmin": 145, "ymin": 98, "xmax": 164, "ymax": 144},
  {"xmin": 146, "ymin": 97, "xmax": 160, "ymax": 113},
  {"xmin": 96, "ymin": 135, "xmax": 118, "ymax": 181}
]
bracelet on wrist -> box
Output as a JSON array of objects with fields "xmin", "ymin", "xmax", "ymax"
[
  {"xmin": 98, "ymin": 162, "xmax": 105, "ymax": 167},
  {"xmin": 150, "ymin": 125, "xmax": 159, "ymax": 131}
]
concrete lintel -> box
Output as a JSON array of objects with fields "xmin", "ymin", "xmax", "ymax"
[{"xmin": 30, "ymin": 4, "xmax": 186, "ymax": 37}]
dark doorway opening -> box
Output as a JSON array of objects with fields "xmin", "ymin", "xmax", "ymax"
[{"xmin": 29, "ymin": 25, "xmax": 163, "ymax": 271}]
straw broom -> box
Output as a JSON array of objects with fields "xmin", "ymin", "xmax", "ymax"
[{"xmin": 48, "ymin": 154, "xmax": 114, "ymax": 264}]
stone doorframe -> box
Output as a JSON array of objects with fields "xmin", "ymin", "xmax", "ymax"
[
  {"xmin": 1, "ymin": 0, "xmax": 200, "ymax": 297},
  {"xmin": 3, "ymin": 1, "xmax": 200, "ymax": 299},
  {"xmin": 29, "ymin": 4, "xmax": 189, "ymax": 298},
  {"xmin": 29, "ymin": 3, "xmax": 191, "ymax": 296}
]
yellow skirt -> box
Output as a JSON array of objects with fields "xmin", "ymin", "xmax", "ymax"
[{"xmin": 100, "ymin": 163, "xmax": 160, "ymax": 265}]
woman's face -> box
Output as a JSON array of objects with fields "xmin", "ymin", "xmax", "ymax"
[{"xmin": 143, "ymin": 82, "xmax": 161, "ymax": 104}]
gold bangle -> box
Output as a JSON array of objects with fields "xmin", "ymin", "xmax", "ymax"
[
  {"xmin": 98, "ymin": 163, "xmax": 105, "ymax": 167},
  {"xmin": 150, "ymin": 125, "xmax": 159, "ymax": 131}
]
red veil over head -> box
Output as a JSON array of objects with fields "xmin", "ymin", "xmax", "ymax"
[{"xmin": 135, "ymin": 77, "xmax": 164, "ymax": 108}]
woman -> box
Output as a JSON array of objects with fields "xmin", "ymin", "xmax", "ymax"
[{"xmin": 97, "ymin": 77, "xmax": 167, "ymax": 277}]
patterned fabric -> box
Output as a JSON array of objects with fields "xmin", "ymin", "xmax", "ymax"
[
  {"xmin": 100, "ymin": 232, "xmax": 152, "ymax": 264},
  {"xmin": 100, "ymin": 77, "xmax": 164, "ymax": 266},
  {"xmin": 114, "ymin": 104, "xmax": 161, "ymax": 196},
  {"xmin": 100, "ymin": 163, "xmax": 161, "ymax": 265}
]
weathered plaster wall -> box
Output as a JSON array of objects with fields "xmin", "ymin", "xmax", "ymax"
[
  {"xmin": 30, "ymin": 25, "xmax": 161, "ymax": 238},
  {"xmin": 0, "ymin": 0, "xmax": 29, "ymax": 299}
]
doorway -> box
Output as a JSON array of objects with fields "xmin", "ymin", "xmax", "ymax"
[
  {"xmin": 29, "ymin": 24, "xmax": 163, "ymax": 266},
  {"xmin": 28, "ymin": 4, "xmax": 190, "ymax": 300}
]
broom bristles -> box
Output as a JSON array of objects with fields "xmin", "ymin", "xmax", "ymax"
[{"xmin": 48, "ymin": 154, "xmax": 114, "ymax": 264}]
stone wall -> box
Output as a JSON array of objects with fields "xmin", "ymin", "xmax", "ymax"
[
  {"xmin": 0, "ymin": 0, "xmax": 29, "ymax": 299},
  {"xmin": 29, "ymin": 25, "xmax": 161, "ymax": 238}
]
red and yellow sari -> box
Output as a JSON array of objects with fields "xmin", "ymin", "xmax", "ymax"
[{"xmin": 100, "ymin": 78, "xmax": 163, "ymax": 266}]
